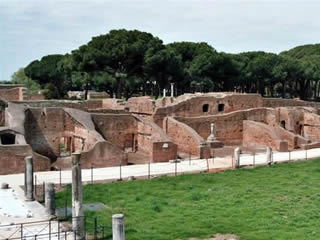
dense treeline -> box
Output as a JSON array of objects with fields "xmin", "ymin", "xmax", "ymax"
[{"xmin": 13, "ymin": 29, "xmax": 320, "ymax": 100}]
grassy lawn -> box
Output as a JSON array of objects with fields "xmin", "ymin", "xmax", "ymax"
[{"xmin": 56, "ymin": 159, "xmax": 320, "ymax": 240}]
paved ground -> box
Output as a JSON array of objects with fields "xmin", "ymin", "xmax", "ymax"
[{"xmin": 0, "ymin": 148, "xmax": 319, "ymax": 187}]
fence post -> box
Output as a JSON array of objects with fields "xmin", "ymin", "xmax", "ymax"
[
  {"xmin": 91, "ymin": 165, "xmax": 93, "ymax": 185},
  {"xmin": 21, "ymin": 224, "xmax": 23, "ymax": 239},
  {"xmin": 49, "ymin": 219, "xmax": 51, "ymax": 240},
  {"xmin": 234, "ymin": 148, "xmax": 241, "ymax": 168},
  {"xmin": 119, "ymin": 164, "xmax": 122, "ymax": 181},
  {"xmin": 43, "ymin": 181, "xmax": 45, "ymax": 203},
  {"xmin": 148, "ymin": 162, "xmax": 150, "ymax": 179},
  {"xmin": 59, "ymin": 168, "xmax": 62, "ymax": 187},
  {"xmin": 189, "ymin": 151, "xmax": 191, "ymax": 166},
  {"xmin": 266, "ymin": 147, "xmax": 272, "ymax": 165},
  {"xmin": 58, "ymin": 220, "xmax": 60, "ymax": 240},
  {"xmin": 175, "ymin": 161, "xmax": 177, "ymax": 176},
  {"xmin": 253, "ymin": 152, "xmax": 255, "ymax": 167},
  {"xmin": 289, "ymin": 150, "xmax": 291, "ymax": 161},
  {"xmin": 305, "ymin": 149, "xmax": 307, "ymax": 160},
  {"xmin": 34, "ymin": 175, "xmax": 37, "ymax": 198}
]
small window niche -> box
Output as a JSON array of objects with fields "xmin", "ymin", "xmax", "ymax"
[
  {"xmin": 218, "ymin": 104, "xmax": 225, "ymax": 112},
  {"xmin": 1, "ymin": 133, "xmax": 16, "ymax": 145},
  {"xmin": 281, "ymin": 120, "xmax": 286, "ymax": 129},
  {"xmin": 202, "ymin": 104, "xmax": 209, "ymax": 113}
]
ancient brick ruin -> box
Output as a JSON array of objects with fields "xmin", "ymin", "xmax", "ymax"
[{"xmin": 1, "ymin": 87, "xmax": 320, "ymax": 174}]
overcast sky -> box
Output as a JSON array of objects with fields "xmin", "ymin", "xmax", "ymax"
[{"xmin": 1, "ymin": 0, "xmax": 319, "ymax": 80}]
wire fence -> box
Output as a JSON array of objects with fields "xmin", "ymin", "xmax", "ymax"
[
  {"xmin": 32, "ymin": 147, "xmax": 320, "ymax": 198},
  {"xmin": 0, "ymin": 216, "xmax": 108, "ymax": 240}
]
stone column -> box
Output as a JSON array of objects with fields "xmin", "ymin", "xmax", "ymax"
[
  {"xmin": 112, "ymin": 214, "xmax": 125, "ymax": 240},
  {"xmin": 234, "ymin": 147, "xmax": 241, "ymax": 168},
  {"xmin": 266, "ymin": 147, "xmax": 272, "ymax": 165},
  {"xmin": 45, "ymin": 182, "xmax": 55, "ymax": 216},
  {"xmin": 72, "ymin": 152, "xmax": 84, "ymax": 240},
  {"xmin": 163, "ymin": 89, "xmax": 166, "ymax": 97},
  {"xmin": 170, "ymin": 83, "xmax": 174, "ymax": 98},
  {"xmin": 25, "ymin": 156, "xmax": 34, "ymax": 201},
  {"xmin": 207, "ymin": 123, "xmax": 216, "ymax": 142}
]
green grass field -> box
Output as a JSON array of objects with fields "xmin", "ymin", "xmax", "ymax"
[{"xmin": 56, "ymin": 159, "xmax": 320, "ymax": 240}]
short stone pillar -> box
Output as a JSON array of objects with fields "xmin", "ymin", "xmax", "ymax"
[
  {"xmin": 112, "ymin": 214, "xmax": 125, "ymax": 240},
  {"xmin": 45, "ymin": 182, "xmax": 55, "ymax": 216},
  {"xmin": 72, "ymin": 152, "xmax": 84, "ymax": 240},
  {"xmin": 234, "ymin": 147, "xmax": 241, "ymax": 168},
  {"xmin": 163, "ymin": 89, "xmax": 166, "ymax": 97},
  {"xmin": 25, "ymin": 156, "xmax": 34, "ymax": 201},
  {"xmin": 207, "ymin": 123, "xmax": 216, "ymax": 142},
  {"xmin": 266, "ymin": 147, "xmax": 272, "ymax": 165},
  {"xmin": 170, "ymin": 83, "xmax": 174, "ymax": 98}
]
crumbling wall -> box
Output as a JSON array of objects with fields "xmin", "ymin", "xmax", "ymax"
[
  {"xmin": 80, "ymin": 141, "xmax": 127, "ymax": 168},
  {"xmin": 0, "ymin": 145, "xmax": 50, "ymax": 175},
  {"xmin": 164, "ymin": 117, "xmax": 203, "ymax": 156},
  {"xmin": 243, "ymin": 120, "xmax": 288, "ymax": 151},
  {"xmin": 175, "ymin": 108, "xmax": 272, "ymax": 145},
  {"xmin": 263, "ymin": 98, "xmax": 320, "ymax": 108},
  {"xmin": 303, "ymin": 111, "xmax": 320, "ymax": 142},
  {"xmin": 0, "ymin": 87, "xmax": 25, "ymax": 101},
  {"xmin": 102, "ymin": 99, "xmax": 126, "ymax": 110},
  {"xmin": 12, "ymin": 99, "xmax": 104, "ymax": 111},
  {"xmin": 24, "ymin": 108, "xmax": 100, "ymax": 160},
  {"xmin": 134, "ymin": 114, "xmax": 177, "ymax": 162},
  {"xmin": 153, "ymin": 94, "xmax": 263, "ymax": 127},
  {"xmin": 92, "ymin": 114, "xmax": 137, "ymax": 150}
]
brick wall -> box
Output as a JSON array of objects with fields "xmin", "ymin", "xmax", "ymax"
[
  {"xmin": 0, "ymin": 145, "xmax": 50, "ymax": 174},
  {"xmin": 153, "ymin": 94, "xmax": 263, "ymax": 127},
  {"xmin": 175, "ymin": 108, "xmax": 273, "ymax": 145},
  {"xmin": 92, "ymin": 114, "xmax": 137, "ymax": 150},
  {"xmin": 24, "ymin": 108, "xmax": 99, "ymax": 160},
  {"xmin": 0, "ymin": 87, "xmax": 24, "ymax": 101},
  {"xmin": 243, "ymin": 120, "xmax": 288, "ymax": 152},
  {"xmin": 164, "ymin": 117, "xmax": 203, "ymax": 156}
]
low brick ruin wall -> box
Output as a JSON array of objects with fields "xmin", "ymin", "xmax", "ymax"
[
  {"xmin": 0, "ymin": 145, "xmax": 50, "ymax": 175},
  {"xmin": 243, "ymin": 120, "xmax": 288, "ymax": 152},
  {"xmin": 164, "ymin": 117, "xmax": 203, "ymax": 156}
]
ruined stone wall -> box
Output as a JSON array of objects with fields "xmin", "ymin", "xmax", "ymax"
[
  {"xmin": 128, "ymin": 97, "xmax": 155, "ymax": 114},
  {"xmin": 263, "ymin": 98, "xmax": 320, "ymax": 108},
  {"xmin": 303, "ymin": 111, "xmax": 320, "ymax": 142},
  {"xmin": 80, "ymin": 141, "xmax": 127, "ymax": 168},
  {"xmin": 24, "ymin": 108, "xmax": 99, "ymax": 160},
  {"xmin": 243, "ymin": 120, "xmax": 288, "ymax": 151},
  {"xmin": 134, "ymin": 115, "xmax": 177, "ymax": 162},
  {"xmin": 152, "ymin": 142, "xmax": 177, "ymax": 162},
  {"xmin": 102, "ymin": 99, "xmax": 126, "ymax": 110},
  {"xmin": 175, "ymin": 108, "xmax": 273, "ymax": 145},
  {"xmin": 277, "ymin": 108, "xmax": 305, "ymax": 134},
  {"xmin": 164, "ymin": 117, "xmax": 203, "ymax": 155},
  {"xmin": 92, "ymin": 114, "xmax": 137, "ymax": 150},
  {"xmin": 153, "ymin": 94, "xmax": 263, "ymax": 127},
  {"xmin": 12, "ymin": 99, "xmax": 103, "ymax": 111},
  {"xmin": 0, "ymin": 87, "xmax": 24, "ymax": 101},
  {"xmin": 0, "ymin": 145, "xmax": 50, "ymax": 174}
]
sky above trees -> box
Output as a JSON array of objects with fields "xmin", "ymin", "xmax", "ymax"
[{"xmin": 1, "ymin": 0, "xmax": 320, "ymax": 80}]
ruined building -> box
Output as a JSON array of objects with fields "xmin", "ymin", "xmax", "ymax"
[{"xmin": 1, "ymin": 87, "xmax": 320, "ymax": 174}]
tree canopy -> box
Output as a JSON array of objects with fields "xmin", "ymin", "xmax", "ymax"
[{"xmin": 21, "ymin": 29, "xmax": 320, "ymax": 100}]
